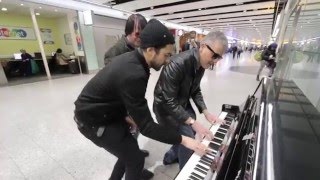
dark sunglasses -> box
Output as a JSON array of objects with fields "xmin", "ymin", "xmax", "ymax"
[{"xmin": 206, "ymin": 44, "xmax": 222, "ymax": 60}]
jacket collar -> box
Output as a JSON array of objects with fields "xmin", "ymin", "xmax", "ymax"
[
  {"xmin": 122, "ymin": 35, "xmax": 135, "ymax": 51},
  {"xmin": 191, "ymin": 48, "xmax": 203, "ymax": 72},
  {"xmin": 136, "ymin": 48, "xmax": 150, "ymax": 76}
]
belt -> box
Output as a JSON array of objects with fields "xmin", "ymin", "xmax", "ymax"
[{"xmin": 74, "ymin": 116, "xmax": 106, "ymax": 137}]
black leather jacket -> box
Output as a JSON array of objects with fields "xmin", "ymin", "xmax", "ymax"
[{"xmin": 153, "ymin": 48, "xmax": 207, "ymax": 128}]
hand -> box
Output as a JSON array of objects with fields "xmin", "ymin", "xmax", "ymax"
[
  {"xmin": 203, "ymin": 110, "xmax": 225, "ymax": 125},
  {"xmin": 191, "ymin": 121, "xmax": 214, "ymax": 140},
  {"xmin": 125, "ymin": 116, "xmax": 137, "ymax": 133},
  {"xmin": 181, "ymin": 135, "xmax": 207, "ymax": 156}
]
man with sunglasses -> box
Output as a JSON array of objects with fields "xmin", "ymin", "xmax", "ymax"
[
  {"xmin": 153, "ymin": 31, "xmax": 228, "ymax": 169},
  {"xmin": 75, "ymin": 19, "xmax": 208, "ymax": 180},
  {"xmin": 104, "ymin": 14, "xmax": 147, "ymax": 65}
]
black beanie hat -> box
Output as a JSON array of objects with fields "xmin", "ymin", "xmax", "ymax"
[{"xmin": 140, "ymin": 19, "xmax": 175, "ymax": 49}]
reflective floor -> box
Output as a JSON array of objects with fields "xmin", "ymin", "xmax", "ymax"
[{"xmin": 0, "ymin": 52, "xmax": 275, "ymax": 179}]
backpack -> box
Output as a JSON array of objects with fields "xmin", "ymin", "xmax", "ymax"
[{"xmin": 254, "ymin": 51, "xmax": 263, "ymax": 61}]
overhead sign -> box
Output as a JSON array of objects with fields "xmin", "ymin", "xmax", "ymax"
[{"xmin": 0, "ymin": 26, "xmax": 36, "ymax": 40}]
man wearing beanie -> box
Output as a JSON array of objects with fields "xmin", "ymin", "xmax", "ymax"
[
  {"xmin": 103, "ymin": 13, "xmax": 151, "ymax": 172},
  {"xmin": 104, "ymin": 14, "xmax": 147, "ymax": 65},
  {"xmin": 153, "ymin": 31, "xmax": 228, "ymax": 169},
  {"xmin": 74, "ymin": 19, "xmax": 208, "ymax": 180}
]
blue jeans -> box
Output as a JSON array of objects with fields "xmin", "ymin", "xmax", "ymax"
[{"xmin": 163, "ymin": 124, "xmax": 195, "ymax": 169}]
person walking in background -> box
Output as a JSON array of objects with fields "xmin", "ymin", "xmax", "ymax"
[
  {"xmin": 237, "ymin": 46, "xmax": 242, "ymax": 59},
  {"xmin": 232, "ymin": 45, "xmax": 237, "ymax": 59},
  {"xmin": 256, "ymin": 43, "xmax": 278, "ymax": 81}
]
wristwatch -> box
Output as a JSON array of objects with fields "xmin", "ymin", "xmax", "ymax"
[{"xmin": 189, "ymin": 119, "xmax": 195, "ymax": 126}]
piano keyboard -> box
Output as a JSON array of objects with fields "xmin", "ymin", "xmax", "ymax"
[{"xmin": 175, "ymin": 112, "xmax": 236, "ymax": 180}]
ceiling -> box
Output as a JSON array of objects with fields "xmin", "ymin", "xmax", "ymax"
[
  {"xmin": 2, "ymin": 0, "xmax": 318, "ymax": 43},
  {"xmin": 0, "ymin": 0, "xmax": 74, "ymax": 18},
  {"xmin": 87, "ymin": 0, "xmax": 279, "ymax": 44}
]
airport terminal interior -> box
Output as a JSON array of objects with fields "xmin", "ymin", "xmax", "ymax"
[{"xmin": 0, "ymin": 0, "xmax": 319, "ymax": 179}]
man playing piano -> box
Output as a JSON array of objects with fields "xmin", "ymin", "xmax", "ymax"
[
  {"xmin": 153, "ymin": 31, "xmax": 228, "ymax": 170},
  {"xmin": 74, "ymin": 19, "xmax": 208, "ymax": 180}
]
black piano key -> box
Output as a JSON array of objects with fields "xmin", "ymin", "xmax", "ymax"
[
  {"xmin": 208, "ymin": 151, "xmax": 216, "ymax": 157},
  {"xmin": 209, "ymin": 142, "xmax": 220, "ymax": 150},
  {"xmin": 189, "ymin": 175, "xmax": 200, "ymax": 180},
  {"xmin": 215, "ymin": 132, "xmax": 225, "ymax": 139},
  {"xmin": 195, "ymin": 167, "xmax": 207, "ymax": 175},
  {"xmin": 212, "ymin": 138, "xmax": 223, "ymax": 144},
  {"xmin": 196, "ymin": 164, "xmax": 209, "ymax": 171},
  {"xmin": 220, "ymin": 124, "xmax": 230, "ymax": 129},
  {"xmin": 203, "ymin": 155, "xmax": 214, "ymax": 162},
  {"xmin": 218, "ymin": 128, "xmax": 228, "ymax": 133},
  {"xmin": 202, "ymin": 155, "xmax": 213, "ymax": 162},
  {"xmin": 199, "ymin": 159, "xmax": 211, "ymax": 167},
  {"xmin": 225, "ymin": 120, "xmax": 232, "ymax": 125},
  {"xmin": 191, "ymin": 172, "xmax": 204, "ymax": 179},
  {"xmin": 200, "ymin": 156, "xmax": 211, "ymax": 164},
  {"xmin": 226, "ymin": 114, "xmax": 234, "ymax": 118},
  {"xmin": 204, "ymin": 154, "xmax": 214, "ymax": 160}
]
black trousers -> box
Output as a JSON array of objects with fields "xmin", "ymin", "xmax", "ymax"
[{"xmin": 78, "ymin": 121, "xmax": 145, "ymax": 180}]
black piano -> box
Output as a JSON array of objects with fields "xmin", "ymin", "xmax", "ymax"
[{"xmin": 175, "ymin": 78, "xmax": 320, "ymax": 180}]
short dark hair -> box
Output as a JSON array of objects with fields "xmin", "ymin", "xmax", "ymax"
[
  {"xmin": 125, "ymin": 14, "xmax": 147, "ymax": 36},
  {"xmin": 56, "ymin": 48, "xmax": 62, "ymax": 53}
]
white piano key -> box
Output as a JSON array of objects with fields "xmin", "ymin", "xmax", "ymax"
[{"xmin": 175, "ymin": 112, "xmax": 229, "ymax": 180}]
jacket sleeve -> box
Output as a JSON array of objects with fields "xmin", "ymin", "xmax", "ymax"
[
  {"xmin": 191, "ymin": 86, "xmax": 207, "ymax": 113},
  {"xmin": 159, "ymin": 60, "xmax": 192, "ymax": 124},
  {"xmin": 104, "ymin": 46, "xmax": 121, "ymax": 65},
  {"xmin": 261, "ymin": 50, "xmax": 270, "ymax": 61},
  {"xmin": 119, "ymin": 74, "xmax": 182, "ymax": 145}
]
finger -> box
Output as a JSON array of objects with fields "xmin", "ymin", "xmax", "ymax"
[
  {"xmin": 207, "ymin": 132, "xmax": 214, "ymax": 140},
  {"xmin": 217, "ymin": 119, "xmax": 225, "ymax": 125}
]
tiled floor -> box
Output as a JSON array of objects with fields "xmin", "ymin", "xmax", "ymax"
[{"xmin": 0, "ymin": 52, "xmax": 267, "ymax": 180}]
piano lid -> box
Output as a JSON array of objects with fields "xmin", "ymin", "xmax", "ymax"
[{"xmin": 253, "ymin": 78, "xmax": 320, "ymax": 180}]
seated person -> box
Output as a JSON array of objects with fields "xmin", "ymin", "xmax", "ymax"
[
  {"xmin": 55, "ymin": 48, "xmax": 70, "ymax": 66},
  {"xmin": 20, "ymin": 49, "xmax": 32, "ymax": 76}
]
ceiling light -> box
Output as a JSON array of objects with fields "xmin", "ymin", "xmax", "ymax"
[
  {"xmin": 21, "ymin": 3, "xmax": 24, "ymax": 6},
  {"xmin": 236, "ymin": 2, "xmax": 244, "ymax": 5},
  {"xmin": 217, "ymin": 18, "xmax": 219, "ymax": 20},
  {"xmin": 181, "ymin": 17, "xmax": 184, "ymax": 19},
  {"xmin": 150, "ymin": 6, "xmax": 154, "ymax": 10},
  {"xmin": 243, "ymin": 10, "xmax": 247, "ymax": 12},
  {"xmin": 198, "ymin": 8, "xmax": 202, "ymax": 10},
  {"xmin": 36, "ymin": 12, "xmax": 40, "ymax": 15},
  {"xmin": 250, "ymin": 19, "xmax": 252, "ymax": 21},
  {"xmin": 1, "ymin": 7, "xmax": 7, "ymax": 11}
]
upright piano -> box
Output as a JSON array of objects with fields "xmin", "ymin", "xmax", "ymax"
[{"xmin": 175, "ymin": 78, "xmax": 320, "ymax": 180}]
